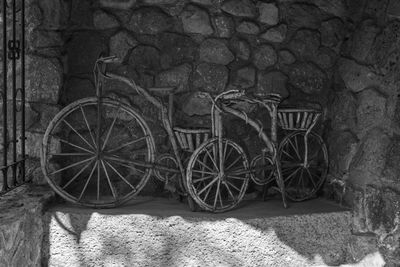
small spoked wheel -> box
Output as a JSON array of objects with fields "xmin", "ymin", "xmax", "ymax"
[
  {"xmin": 278, "ymin": 131, "xmax": 328, "ymax": 202},
  {"xmin": 154, "ymin": 154, "xmax": 179, "ymax": 183},
  {"xmin": 41, "ymin": 97, "xmax": 155, "ymax": 208},
  {"xmin": 250, "ymin": 154, "xmax": 275, "ymax": 186},
  {"xmin": 186, "ymin": 138, "xmax": 250, "ymax": 213}
]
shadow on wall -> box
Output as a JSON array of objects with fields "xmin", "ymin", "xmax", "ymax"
[{"xmin": 42, "ymin": 205, "xmax": 385, "ymax": 267}]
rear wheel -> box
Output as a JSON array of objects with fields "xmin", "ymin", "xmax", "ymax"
[
  {"xmin": 186, "ymin": 138, "xmax": 249, "ymax": 212},
  {"xmin": 41, "ymin": 97, "xmax": 155, "ymax": 208},
  {"xmin": 278, "ymin": 131, "xmax": 328, "ymax": 201}
]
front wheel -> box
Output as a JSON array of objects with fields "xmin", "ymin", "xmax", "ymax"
[
  {"xmin": 41, "ymin": 97, "xmax": 156, "ymax": 208},
  {"xmin": 186, "ymin": 138, "xmax": 250, "ymax": 213},
  {"xmin": 278, "ymin": 131, "xmax": 328, "ymax": 201}
]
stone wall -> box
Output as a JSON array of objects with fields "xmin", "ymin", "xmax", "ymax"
[{"xmin": 328, "ymin": 0, "xmax": 400, "ymax": 265}]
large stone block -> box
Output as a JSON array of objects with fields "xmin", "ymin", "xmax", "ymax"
[
  {"xmin": 213, "ymin": 15, "xmax": 234, "ymax": 38},
  {"xmin": 127, "ymin": 7, "xmax": 173, "ymax": 34},
  {"xmin": 356, "ymin": 88, "xmax": 388, "ymax": 135},
  {"xmin": 320, "ymin": 18, "xmax": 346, "ymax": 51},
  {"xmin": 38, "ymin": 0, "xmax": 69, "ymax": 29},
  {"xmin": 348, "ymin": 20, "xmax": 379, "ymax": 64},
  {"xmin": 338, "ymin": 58, "xmax": 379, "ymax": 93},
  {"xmin": 287, "ymin": 29, "xmax": 320, "ymax": 61},
  {"xmin": 26, "ymin": 55, "xmax": 63, "ymax": 104},
  {"xmin": 383, "ymin": 135, "xmax": 400, "ymax": 187},
  {"xmin": 93, "ymin": 10, "xmax": 120, "ymax": 30},
  {"xmin": 283, "ymin": 3, "xmax": 323, "ymax": 29},
  {"xmin": 155, "ymin": 63, "xmax": 192, "ymax": 91},
  {"xmin": 221, "ymin": 0, "xmax": 257, "ymax": 18},
  {"xmin": 199, "ymin": 39, "xmax": 234, "ymax": 65},
  {"xmin": 99, "ymin": 0, "xmax": 137, "ymax": 9},
  {"xmin": 181, "ymin": 91, "xmax": 212, "ymax": 116},
  {"xmin": 231, "ymin": 38, "xmax": 251, "ymax": 61},
  {"xmin": 129, "ymin": 45, "xmax": 161, "ymax": 73},
  {"xmin": 232, "ymin": 66, "xmax": 256, "ymax": 89},
  {"xmin": 236, "ymin": 21, "xmax": 260, "ymax": 35},
  {"xmin": 252, "ymin": 45, "xmax": 278, "ymax": 70},
  {"xmin": 260, "ymin": 24, "xmax": 287, "ymax": 43},
  {"xmin": 180, "ymin": 5, "xmax": 213, "ymax": 35},
  {"xmin": 28, "ymin": 29, "xmax": 63, "ymax": 57},
  {"xmin": 257, "ymin": 2, "xmax": 279, "ymax": 25},
  {"xmin": 348, "ymin": 128, "xmax": 390, "ymax": 187},
  {"xmin": 192, "ymin": 63, "xmax": 228, "ymax": 93},
  {"xmin": 329, "ymin": 90, "xmax": 357, "ymax": 131},
  {"xmin": 109, "ymin": 31, "xmax": 138, "ymax": 62},
  {"xmin": 62, "ymin": 78, "xmax": 94, "ymax": 105},
  {"xmin": 66, "ymin": 31, "xmax": 107, "ymax": 75},
  {"xmin": 287, "ymin": 62, "xmax": 328, "ymax": 95}
]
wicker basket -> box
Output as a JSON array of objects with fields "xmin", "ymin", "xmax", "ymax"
[
  {"xmin": 277, "ymin": 109, "xmax": 321, "ymax": 131},
  {"xmin": 173, "ymin": 127, "xmax": 211, "ymax": 152}
]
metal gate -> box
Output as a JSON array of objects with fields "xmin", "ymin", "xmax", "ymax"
[{"xmin": 0, "ymin": 0, "xmax": 26, "ymax": 195}]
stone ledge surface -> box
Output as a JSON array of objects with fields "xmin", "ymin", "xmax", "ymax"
[
  {"xmin": 44, "ymin": 197, "xmax": 362, "ymax": 267},
  {"xmin": 0, "ymin": 185, "xmax": 55, "ymax": 267}
]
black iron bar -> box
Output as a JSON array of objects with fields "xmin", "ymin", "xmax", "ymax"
[
  {"xmin": 21, "ymin": 0, "xmax": 26, "ymax": 182},
  {"xmin": 2, "ymin": 0, "xmax": 9, "ymax": 191},
  {"xmin": 12, "ymin": 0, "xmax": 17, "ymax": 186}
]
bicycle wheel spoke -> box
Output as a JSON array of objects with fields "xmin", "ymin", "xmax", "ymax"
[
  {"xmin": 305, "ymin": 168, "xmax": 317, "ymax": 188},
  {"xmin": 101, "ymin": 107, "xmax": 120, "ymax": 151},
  {"xmin": 80, "ymin": 105, "xmax": 97, "ymax": 149},
  {"xmin": 105, "ymin": 160, "xmax": 137, "ymax": 191},
  {"xmin": 107, "ymin": 136, "xmax": 149, "ymax": 154},
  {"xmin": 287, "ymin": 138, "xmax": 301, "ymax": 160},
  {"xmin": 101, "ymin": 160, "xmax": 118, "ymax": 200},
  {"xmin": 194, "ymin": 157, "xmax": 215, "ymax": 173},
  {"xmin": 218, "ymin": 187, "xmax": 224, "ymax": 208},
  {"xmin": 197, "ymin": 176, "xmax": 219, "ymax": 196},
  {"xmin": 213, "ymin": 180, "xmax": 221, "ymax": 210},
  {"xmin": 107, "ymin": 159, "xmax": 145, "ymax": 175},
  {"xmin": 58, "ymin": 138, "xmax": 94, "ymax": 154},
  {"xmin": 224, "ymin": 182, "xmax": 236, "ymax": 202},
  {"xmin": 203, "ymin": 184, "xmax": 213, "ymax": 203},
  {"xmin": 283, "ymin": 167, "xmax": 301, "ymax": 183},
  {"xmin": 205, "ymin": 149, "xmax": 219, "ymax": 171},
  {"xmin": 225, "ymin": 155, "xmax": 242, "ymax": 172},
  {"xmin": 50, "ymin": 156, "xmax": 95, "ymax": 175},
  {"xmin": 62, "ymin": 158, "xmax": 95, "ymax": 189},
  {"xmin": 78, "ymin": 161, "xmax": 98, "ymax": 201},
  {"xmin": 50, "ymin": 152, "xmax": 92, "ymax": 157},
  {"xmin": 226, "ymin": 175, "xmax": 247, "ymax": 181},
  {"xmin": 97, "ymin": 162, "xmax": 101, "ymax": 201},
  {"xmin": 192, "ymin": 169, "xmax": 217, "ymax": 176},
  {"xmin": 226, "ymin": 181, "xmax": 241, "ymax": 192},
  {"xmin": 193, "ymin": 174, "xmax": 215, "ymax": 183},
  {"xmin": 63, "ymin": 119, "xmax": 95, "ymax": 151}
]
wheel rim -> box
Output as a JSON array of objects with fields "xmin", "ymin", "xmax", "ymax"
[
  {"xmin": 187, "ymin": 138, "xmax": 249, "ymax": 212},
  {"xmin": 154, "ymin": 154, "xmax": 179, "ymax": 183},
  {"xmin": 250, "ymin": 154, "xmax": 275, "ymax": 186},
  {"xmin": 278, "ymin": 131, "xmax": 328, "ymax": 201},
  {"xmin": 41, "ymin": 98, "xmax": 155, "ymax": 208}
]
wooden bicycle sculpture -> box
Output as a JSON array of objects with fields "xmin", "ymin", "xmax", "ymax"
[{"xmin": 41, "ymin": 55, "xmax": 328, "ymax": 212}]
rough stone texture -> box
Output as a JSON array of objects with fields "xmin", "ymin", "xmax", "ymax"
[
  {"xmin": 99, "ymin": 0, "xmax": 137, "ymax": 9},
  {"xmin": 284, "ymin": 3, "xmax": 323, "ymax": 29},
  {"xmin": 192, "ymin": 63, "xmax": 228, "ymax": 93},
  {"xmin": 0, "ymin": 186, "xmax": 55, "ymax": 267},
  {"xmin": 157, "ymin": 33, "xmax": 198, "ymax": 68},
  {"xmin": 338, "ymin": 58, "xmax": 379, "ymax": 93},
  {"xmin": 252, "ymin": 45, "xmax": 278, "ymax": 70},
  {"xmin": 28, "ymin": 29, "xmax": 63, "ymax": 57},
  {"xmin": 387, "ymin": 0, "xmax": 400, "ymax": 19},
  {"xmin": 257, "ymin": 2, "xmax": 279, "ymax": 25},
  {"xmin": 38, "ymin": 0, "xmax": 70, "ymax": 29},
  {"xmin": 26, "ymin": 56, "xmax": 62, "ymax": 104},
  {"xmin": 181, "ymin": 91, "xmax": 213, "ymax": 116},
  {"xmin": 93, "ymin": 10, "xmax": 119, "ymax": 29},
  {"xmin": 383, "ymin": 135, "xmax": 400, "ymax": 187},
  {"xmin": 232, "ymin": 66, "xmax": 256, "ymax": 89},
  {"xmin": 279, "ymin": 50, "xmax": 296, "ymax": 65},
  {"xmin": 356, "ymin": 88, "xmax": 388, "ymax": 135},
  {"xmin": 129, "ymin": 45, "xmax": 161, "ymax": 73},
  {"xmin": 288, "ymin": 62, "xmax": 328, "ymax": 94},
  {"xmin": 348, "ymin": 20, "xmax": 379, "ymax": 63},
  {"xmin": 180, "ymin": 5, "xmax": 213, "ymax": 35},
  {"xmin": 329, "ymin": 90, "xmax": 357, "ymax": 131},
  {"xmin": 155, "ymin": 64, "xmax": 192, "ymax": 91},
  {"xmin": 221, "ymin": 0, "xmax": 256, "ymax": 18},
  {"xmin": 63, "ymin": 78, "xmax": 95, "ymax": 104},
  {"xmin": 257, "ymin": 71, "xmax": 289, "ymax": 98},
  {"xmin": 348, "ymin": 128, "xmax": 391, "ymax": 187},
  {"xmin": 321, "ymin": 18, "xmax": 346, "ymax": 51},
  {"xmin": 231, "ymin": 39, "xmax": 251, "ymax": 60},
  {"xmin": 260, "ymin": 24, "xmax": 287, "ymax": 43},
  {"xmin": 199, "ymin": 39, "xmax": 234, "ymax": 65},
  {"xmin": 127, "ymin": 7, "xmax": 173, "ymax": 34},
  {"xmin": 287, "ymin": 29, "xmax": 320, "ymax": 62},
  {"xmin": 44, "ymin": 199, "xmax": 360, "ymax": 267},
  {"xmin": 213, "ymin": 15, "xmax": 234, "ymax": 38},
  {"xmin": 109, "ymin": 31, "xmax": 138, "ymax": 62},
  {"xmin": 236, "ymin": 21, "xmax": 260, "ymax": 35}
]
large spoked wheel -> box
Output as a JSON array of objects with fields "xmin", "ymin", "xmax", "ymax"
[
  {"xmin": 41, "ymin": 97, "xmax": 156, "ymax": 208},
  {"xmin": 278, "ymin": 131, "xmax": 328, "ymax": 202},
  {"xmin": 186, "ymin": 138, "xmax": 250, "ymax": 213}
]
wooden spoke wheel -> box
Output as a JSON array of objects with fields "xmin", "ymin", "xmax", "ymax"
[
  {"xmin": 250, "ymin": 154, "xmax": 275, "ymax": 186},
  {"xmin": 278, "ymin": 131, "xmax": 328, "ymax": 202},
  {"xmin": 41, "ymin": 97, "xmax": 155, "ymax": 208},
  {"xmin": 186, "ymin": 138, "xmax": 249, "ymax": 213}
]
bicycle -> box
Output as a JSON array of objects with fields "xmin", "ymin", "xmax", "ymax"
[{"xmin": 41, "ymin": 55, "xmax": 328, "ymax": 212}]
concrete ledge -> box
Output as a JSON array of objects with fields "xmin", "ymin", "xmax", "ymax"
[
  {"xmin": 0, "ymin": 185, "xmax": 55, "ymax": 267},
  {"xmin": 45, "ymin": 197, "xmax": 359, "ymax": 266}
]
